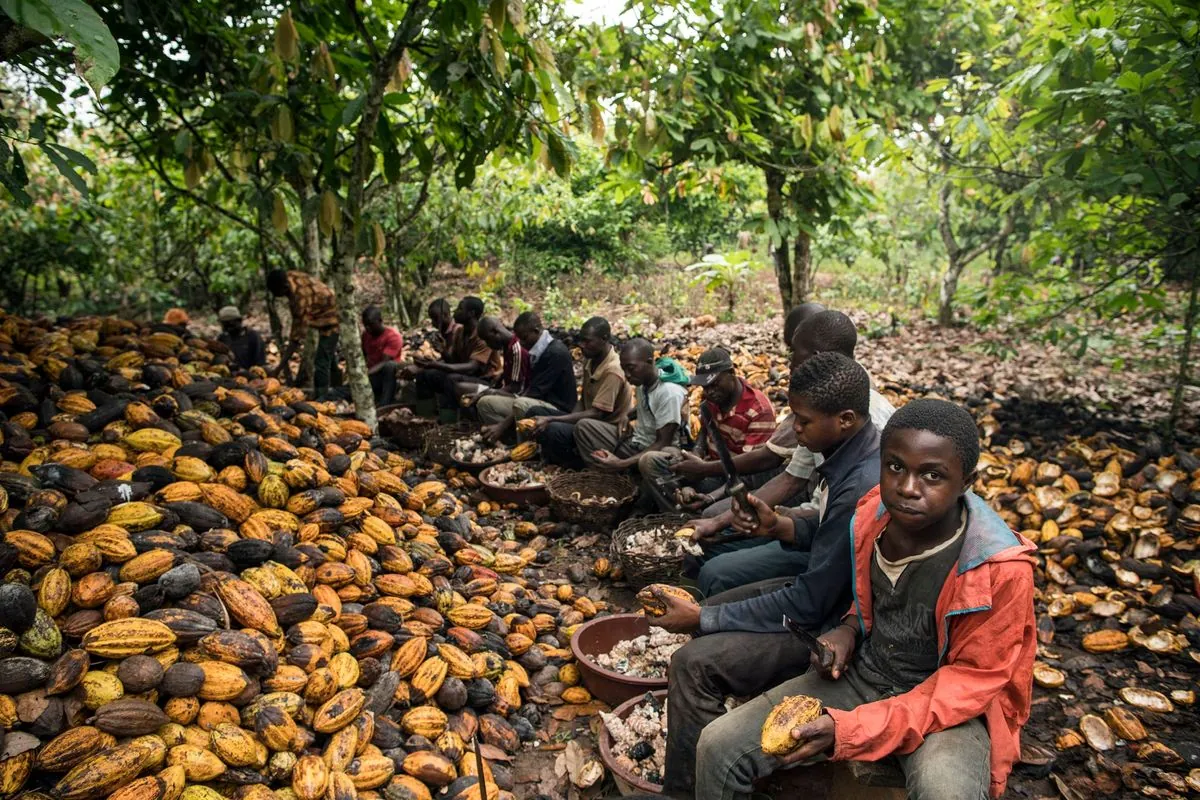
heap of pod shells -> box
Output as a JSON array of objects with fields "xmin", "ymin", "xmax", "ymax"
[{"xmin": 0, "ymin": 313, "xmax": 603, "ymax": 800}]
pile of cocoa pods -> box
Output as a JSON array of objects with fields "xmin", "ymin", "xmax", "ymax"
[{"xmin": 0, "ymin": 313, "xmax": 605, "ymax": 800}]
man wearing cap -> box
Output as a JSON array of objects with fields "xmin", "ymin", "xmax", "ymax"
[
  {"xmin": 640, "ymin": 347, "xmax": 777, "ymax": 513},
  {"xmin": 217, "ymin": 306, "xmax": 266, "ymax": 372},
  {"xmin": 361, "ymin": 305, "xmax": 405, "ymax": 406}
]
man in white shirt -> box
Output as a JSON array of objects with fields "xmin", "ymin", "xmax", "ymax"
[{"xmin": 578, "ymin": 338, "xmax": 688, "ymax": 478}]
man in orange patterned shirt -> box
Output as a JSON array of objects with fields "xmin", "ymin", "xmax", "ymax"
[{"xmin": 268, "ymin": 269, "xmax": 340, "ymax": 398}]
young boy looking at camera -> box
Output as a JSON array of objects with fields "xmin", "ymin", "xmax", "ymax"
[{"xmin": 688, "ymin": 399, "xmax": 1037, "ymax": 800}]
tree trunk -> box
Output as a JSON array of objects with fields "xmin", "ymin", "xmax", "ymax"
[
  {"xmin": 764, "ymin": 167, "xmax": 792, "ymax": 314},
  {"xmin": 791, "ymin": 229, "xmax": 813, "ymax": 305},
  {"xmin": 296, "ymin": 184, "xmax": 322, "ymax": 388},
  {"xmin": 255, "ymin": 204, "xmax": 285, "ymax": 353},
  {"xmin": 1167, "ymin": 249, "xmax": 1199, "ymax": 444},
  {"xmin": 937, "ymin": 259, "xmax": 964, "ymax": 326},
  {"xmin": 328, "ymin": 0, "xmax": 432, "ymax": 432}
]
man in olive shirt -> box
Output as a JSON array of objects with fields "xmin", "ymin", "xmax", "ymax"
[{"xmin": 534, "ymin": 316, "xmax": 631, "ymax": 468}]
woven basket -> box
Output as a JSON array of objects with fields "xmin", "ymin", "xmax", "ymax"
[
  {"xmin": 424, "ymin": 423, "xmax": 510, "ymax": 473},
  {"xmin": 611, "ymin": 512, "xmax": 694, "ymax": 589},
  {"xmin": 547, "ymin": 471, "xmax": 637, "ymax": 529},
  {"xmin": 377, "ymin": 406, "xmax": 438, "ymax": 450}
]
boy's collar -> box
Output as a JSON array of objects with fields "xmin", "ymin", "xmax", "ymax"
[{"xmin": 816, "ymin": 419, "xmax": 878, "ymax": 482}]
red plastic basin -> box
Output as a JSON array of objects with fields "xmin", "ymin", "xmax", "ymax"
[{"xmin": 570, "ymin": 613, "xmax": 669, "ymax": 708}]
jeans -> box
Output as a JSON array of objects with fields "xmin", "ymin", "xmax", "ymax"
[
  {"xmin": 314, "ymin": 330, "xmax": 339, "ymax": 399},
  {"xmin": 663, "ymin": 577, "xmax": 812, "ymax": 796},
  {"xmin": 694, "ymin": 664, "xmax": 991, "ymax": 800},
  {"xmin": 369, "ymin": 361, "xmax": 400, "ymax": 406},
  {"xmin": 697, "ymin": 542, "xmax": 812, "ymax": 597}
]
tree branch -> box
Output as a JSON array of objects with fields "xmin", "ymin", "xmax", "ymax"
[
  {"xmin": 106, "ymin": 115, "xmax": 299, "ymax": 270},
  {"xmin": 346, "ymin": 0, "xmax": 381, "ymax": 62}
]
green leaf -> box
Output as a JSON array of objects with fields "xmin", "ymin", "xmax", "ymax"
[
  {"xmin": 341, "ymin": 96, "xmax": 366, "ymax": 126},
  {"xmin": 546, "ymin": 134, "xmax": 569, "ymax": 177},
  {"xmin": 54, "ymin": 144, "xmax": 96, "ymax": 174},
  {"xmin": 41, "ymin": 143, "xmax": 90, "ymax": 196},
  {"xmin": 0, "ymin": 0, "xmax": 120, "ymax": 91},
  {"xmin": 1114, "ymin": 71, "xmax": 1141, "ymax": 91}
]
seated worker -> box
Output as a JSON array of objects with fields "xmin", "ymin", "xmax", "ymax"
[
  {"xmin": 582, "ymin": 338, "xmax": 689, "ymax": 507},
  {"xmin": 217, "ymin": 306, "xmax": 266, "ymax": 371},
  {"xmin": 535, "ymin": 317, "xmax": 632, "ymax": 468},
  {"xmin": 650, "ymin": 352, "xmax": 881, "ymax": 797},
  {"xmin": 360, "ymin": 305, "xmax": 404, "ymax": 406},
  {"xmin": 412, "ymin": 296, "xmax": 501, "ymax": 418},
  {"xmin": 455, "ymin": 315, "xmax": 531, "ymax": 406},
  {"xmin": 478, "ymin": 312, "xmax": 577, "ymax": 441},
  {"xmin": 267, "ymin": 269, "xmax": 340, "ymax": 398},
  {"xmin": 686, "ymin": 309, "xmax": 896, "ymax": 596},
  {"xmin": 426, "ymin": 297, "xmax": 458, "ymax": 354},
  {"xmin": 690, "ymin": 399, "xmax": 1037, "ymax": 800},
  {"xmin": 641, "ymin": 347, "xmax": 776, "ymax": 513},
  {"xmin": 673, "ymin": 303, "xmax": 825, "ymax": 513}
]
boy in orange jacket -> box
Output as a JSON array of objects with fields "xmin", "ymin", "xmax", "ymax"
[{"xmin": 692, "ymin": 398, "xmax": 1036, "ymax": 800}]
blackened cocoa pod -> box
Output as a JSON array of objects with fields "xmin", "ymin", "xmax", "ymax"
[
  {"xmin": 57, "ymin": 500, "xmax": 112, "ymax": 535},
  {"xmin": 117, "ymin": 655, "xmax": 164, "ymax": 693},
  {"xmin": 0, "ymin": 583, "xmax": 37, "ymax": 632},
  {"xmin": 130, "ymin": 466, "xmax": 174, "ymax": 491},
  {"xmin": 162, "ymin": 501, "xmax": 228, "ymax": 531},
  {"xmin": 45, "ymin": 650, "xmax": 90, "ymax": 695},
  {"xmin": 226, "ymin": 539, "xmax": 274, "ymax": 570},
  {"xmin": 270, "ymin": 593, "xmax": 317, "ymax": 627},
  {"xmin": 76, "ymin": 400, "xmax": 129, "ymax": 432},
  {"xmin": 0, "ymin": 656, "xmax": 50, "ymax": 693},
  {"xmin": 160, "ymin": 662, "xmax": 205, "ymax": 696},
  {"xmin": 143, "ymin": 608, "xmax": 218, "ymax": 644},
  {"xmin": 176, "ymin": 592, "xmax": 230, "ymax": 628},
  {"xmin": 29, "ymin": 464, "xmax": 97, "ymax": 495}
]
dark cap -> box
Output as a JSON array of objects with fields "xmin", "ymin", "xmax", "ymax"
[{"xmin": 689, "ymin": 347, "xmax": 735, "ymax": 387}]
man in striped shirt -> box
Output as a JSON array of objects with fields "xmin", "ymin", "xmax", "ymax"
[
  {"xmin": 640, "ymin": 347, "xmax": 777, "ymax": 512},
  {"xmin": 267, "ymin": 269, "xmax": 340, "ymax": 398}
]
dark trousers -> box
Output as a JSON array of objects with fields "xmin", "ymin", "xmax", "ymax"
[
  {"xmin": 314, "ymin": 330, "xmax": 340, "ymax": 399},
  {"xmin": 538, "ymin": 419, "xmax": 586, "ymax": 469},
  {"xmin": 663, "ymin": 577, "xmax": 812, "ymax": 796},
  {"xmin": 414, "ymin": 368, "xmax": 474, "ymax": 409},
  {"xmin": 369, "ymin": 361, "xmax": 400, "ymax": 406}
]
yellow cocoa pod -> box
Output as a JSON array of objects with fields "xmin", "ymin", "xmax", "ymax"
[
  {"xmin": 38, "ymin": 566, "xmax": 72, "ymax": 617},
  {"xmin": 312, "ymin": 688, "xmax": 366, "ymax": 734},
  {"xmin": 401, "ymin": 705, "xmax": 448, "ymax": 739},
  {"xmin": 82, "ymin": 618, "xmax": 176, "ymax": 658},
  {"xmin": 410, "ymin": 657, "xmax": 448, "ymax": 701},
  {"xmin": 165, "ymin": 745, "xmax": 225, "ymax": 782},
  {"xmin": 636, "ymin": 583, "xmax": 697, "ymax": 617},
  {"xmin": 760, "ymin": 695, "xmax": 823, "ymax": 756},
  {"xmin": 55, "ymin": 742, "xmax": 148, "ymax": 800},
  {"xmin": 258, "ymin": 474, "xmax": 290, "ymax": 509},
  {"xmin": 292, "ymin": 754, "xmax": 329, "ymax": 800},
  {"xmin": 560, "ymin": 686, "xmax": 591, "ymax": 705},
  {"xmin": 36, "ymin": 726, "xmax": 115, "ymax": 772}
]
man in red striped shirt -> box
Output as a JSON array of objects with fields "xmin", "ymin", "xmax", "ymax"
[
  {"xmin": 640, "ymin": 347, "xmax": 778, "ymax": 512},
  {"xmin": 692, "ymin": 347, "xmax": 777, "ymax": 457},
  {"xmin": 455, "ymin": 315, "xmax": 531, "ymax": 407}
]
